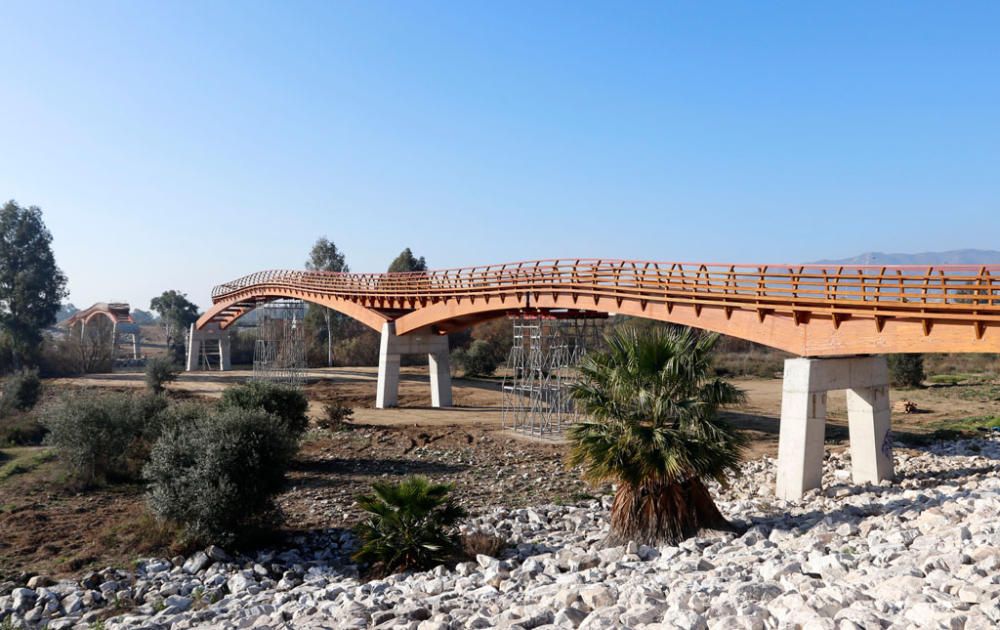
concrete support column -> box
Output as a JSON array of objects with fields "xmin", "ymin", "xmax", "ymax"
[
  {"xmin": 776, "ymin": 381, "xmax": 828, "ymax": 501},
  {"xmin": 428, "ymin": 349, "xmax": 453, "ymax": 407},
  {"xmin": 376, "ymin": 322, "xmax": 452, "ymax": 409},
  {"xmin": 219, "ymin": 335, "xmax": 232, "ymax": 371},
  {"xmin": 133, "ymin": 334, "xmax": 141, "ymax": 360},
  {"xmin": 847, "ymin": 384, "xmax": 893, "ymax": 484},
  {"xmin": 185, "ymin": 324, "xmax": 201, "ymax": 371},
  {"xmin": 376, "ymin": 323, "xmax": 401, "ymax": 409},
  {"xmin": 776, "ymin": 356, "xmax": 894, "ymax": 500}
]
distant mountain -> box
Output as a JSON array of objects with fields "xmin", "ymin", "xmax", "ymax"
[{"xmin": 813, "ymin": 249, "xmax": 1000, "ymax": 266}]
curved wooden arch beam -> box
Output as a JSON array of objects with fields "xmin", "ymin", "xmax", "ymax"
[{"xmin": 197, "ymin": 288, "xmax": 389, "ymax": 333}]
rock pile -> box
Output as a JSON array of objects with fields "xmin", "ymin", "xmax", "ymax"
[{"xmin": 4, "ymin": 437, "xmax": 1000, "ymax": 629}]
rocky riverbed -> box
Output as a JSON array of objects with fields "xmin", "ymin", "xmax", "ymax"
[{"xmin": 4, "ymin": 437, "xmax": 1000, "ymax": 629}]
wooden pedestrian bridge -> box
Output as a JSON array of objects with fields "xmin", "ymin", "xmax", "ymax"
[
  {"xmin": 196, "ymin": 259, "xmax": 1000, "ymax": 355},
  {"xmin": 188, "ymin": 259, "xmax": 1000, "ymax": 500}
]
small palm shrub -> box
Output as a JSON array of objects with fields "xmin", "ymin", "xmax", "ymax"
[
  {"xmin": 888, "ymin": 354, "xmax": 925, "ymax": 388},
  {"xmin": 43, "ymin": 391, "xmax": 168, "ymax": 485},
  {"xmin": 219, "ymin": 381, "xmax": 309, "ymax": 434},
  {"xmin": 353, "ymin": 476, "xmax": 467, "ymax": 576},
  {"xmin": 1, "ymin": 369, "xmax": 42, "ymax": 413},
  {"xmin": 144, "ymin": 407, "xmax": 299, "ymax": 544},
  {"xmin": 569, "ymin": 326, "xmax": 746, "ymax": 546},
  {"xmin": 145, "ymin": 357, "xmax": 179, "ymax": 394}
]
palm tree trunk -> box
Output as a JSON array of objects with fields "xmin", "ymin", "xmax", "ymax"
[{"xmin": 607, "ymin": 477, "xmax": 736, "ymax": 546}]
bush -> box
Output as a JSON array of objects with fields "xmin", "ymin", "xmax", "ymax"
[
  {"xmin": 453, "ymin": 339, "xmax": 503, "ymax": 377},
  {"xmin": 42, "ymin": 391, "xmax": 168, "ymax": 485},
  {"xmin": 145, "ymin": 357, "xmax": 179, "ymax": 394},
  {"xmin": 144, "ymin": 407, "xmax": 300, "ymax": 544},
  {"xmin": 889, "ymin": 354, "xmax": 925, "ymax": 388},
  {"xmin": 318, "ymin": 398, "xmax": 354, "ymax": 431},
  {"xmin": 1, "ymin": 370, "xmax": 42, "ymax": 413},
  {"xmin": 353, "ymin": 476, "xmax": 467, "ymax": 576},
  {"xmin": 0, "ymin": 414, "xmax": 47, "ymax": 446},
  {"xmin": 219, "ymin": 381, "xmax": 309, "ymax": 434}
]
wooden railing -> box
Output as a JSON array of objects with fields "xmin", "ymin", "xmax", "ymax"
[{"xmin": 211, "ymin": 260, "xmax": 1000, "ymax": 315}]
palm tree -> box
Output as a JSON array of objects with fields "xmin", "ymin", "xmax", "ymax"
[
  {"xmin": 568, "ymin": 325, "xmax": 746, "ymax": 545},
  {"xmin": 353, "ymin": 476, "xmax": 467, "ymax": 576}
]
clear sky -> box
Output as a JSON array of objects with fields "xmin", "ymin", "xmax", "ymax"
[{"xmin": 1, "ymin": 2, "xmax": 998, "ymax": 312}]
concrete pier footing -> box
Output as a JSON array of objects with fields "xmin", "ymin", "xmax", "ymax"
[
  {"xmin": 776, "ymin": 356, "xmax": 894, "ymax": 500},
  {"xmin": 376, "ymin": 322, "xmax": 452, "ymax": 409}
]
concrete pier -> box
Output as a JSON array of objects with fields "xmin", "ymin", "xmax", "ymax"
[
  {"xmin": 185, "ymin": 323, "xmax": 231, "ymax": 371},
  {"xmin": 376, "ymin": 322, "xmax": 452, "ymax": 409},
  {"xmin": 776, "ymin": 356, "xmax": 894, "ymax": 500}
]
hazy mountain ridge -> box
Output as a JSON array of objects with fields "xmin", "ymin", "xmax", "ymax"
[{"xmin": 814, "ymin": 249, "xmax": 1000, "ymax": 266}]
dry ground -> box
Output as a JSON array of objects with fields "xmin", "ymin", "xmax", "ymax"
[{"xmin": 2, "ymin": 367, "xmax": 998, "ymax": 580}]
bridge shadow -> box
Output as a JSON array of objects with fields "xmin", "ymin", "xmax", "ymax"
[{"xmin": 288, "ymin": 457, "xmax": 468, "ymax": 487}]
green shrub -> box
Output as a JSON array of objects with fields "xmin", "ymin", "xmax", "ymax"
[
  {"xmin": 0, "ymin": 414, "xmax": 47, "ymax": 446},
  {"xmin": 145, "ymin": 357, "xmax": 179, "ymax": 394},
  {"xmin": 353, "ymin": 476, "xmax": 467, "ymax": 576},
  {"xmin": 144, "ymin": 407, "xmax": 300, "ymax": 544},
  {"xmin": 889, "ymin": 354, "xmax": 926, "ymax": 388},
  {"xmin": 42, "ymin": 391, "xmax": 167, "ymax": 485},
  {"xmin": 318, "ymin": 398, "xmax": 354, "ymax": 431},
  {"xmin": 219, "ymin": 381, "xmax": 309, "ymax": 434},
  {"xmin": 453, "ymin": 339, "xmax": 503, "ymax": 377},
  {"xmin": 1, "ymin": 370, "xmax": 42, "ymax": 413}
]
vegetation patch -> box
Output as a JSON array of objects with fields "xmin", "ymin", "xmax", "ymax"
[
  {"xmin": 219, "ymin": 381, "xmax": 309, "ymax": 434},
  {"xmin": 0, "ymin": 447, "xmax": 55, "ymax": 482},
  {"xmin": 353, "ymin": 476, "xmax": 466, "ymax": 577},
  {"xmin": 144, "ymin": 407, "xmax": 300, "ymax": 545}
]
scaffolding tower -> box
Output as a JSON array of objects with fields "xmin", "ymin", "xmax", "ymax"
[
  {"xmin": 501, "ymin": 313, "xmax": 604, "ymax": 437},
  {"xmin": 252, "ymin": 299, "xmax": 306, "ymax": 384}
]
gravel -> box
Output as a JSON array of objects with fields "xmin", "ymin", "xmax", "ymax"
[{"xmin": 3, "ymin": 436, "xmax": 1000, "ymax": 629}]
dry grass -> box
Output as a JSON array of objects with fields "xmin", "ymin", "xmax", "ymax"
[{"xmin": 460, "ymin": 531, "xmax": 508, "ymax": 559}]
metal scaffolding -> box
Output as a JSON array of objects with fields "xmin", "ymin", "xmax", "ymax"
[
  {"xmin": 501, "ymin": 313, "xmax": 604, "ymax": 437},
  {"xmin": 252, "ymin": 299, "xmax": 306, "ymax": 384}
]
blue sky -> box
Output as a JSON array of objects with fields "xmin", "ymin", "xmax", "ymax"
[{"xmin": 1, "ymin": 2, "xmax": 998, "ymax": 311}]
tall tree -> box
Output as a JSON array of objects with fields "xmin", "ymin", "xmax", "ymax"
[
  {"xmin": 0, "ymin": 201, "xmax": 68, "ymax": 367},
  {"xmin": 387, "ymin": 248, "xmax": 427, "ymax": 273},
  {"xmin": 305, "ymin": 237, "xmax": 349, "ymax": 367},
  {"xmin": 150, "ymin": 290, "xmax": 199, "ymax": 358}
]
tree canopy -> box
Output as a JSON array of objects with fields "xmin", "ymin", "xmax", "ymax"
[
  {"xmin": 305, "ymin": 237, "xmax": 349, "ymax": 274},
  {"xmin": 0, "ymin": 200, "xmax": 68, "ymax": 366},
  {"xmin": 305, "ymin": 237, "xmax": 350, "ymax": 366},
  {"xmin": 150, "ymin": 290, "xmax": 199, "ymax": 340},
  {"xmin": 387, "ymin": 248, "xmax": 427, "ymax": 273}
]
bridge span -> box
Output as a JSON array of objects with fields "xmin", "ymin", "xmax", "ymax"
[{"xmin": 188, "ymin": 259, "xmax": 1000, "ymax": 500}]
